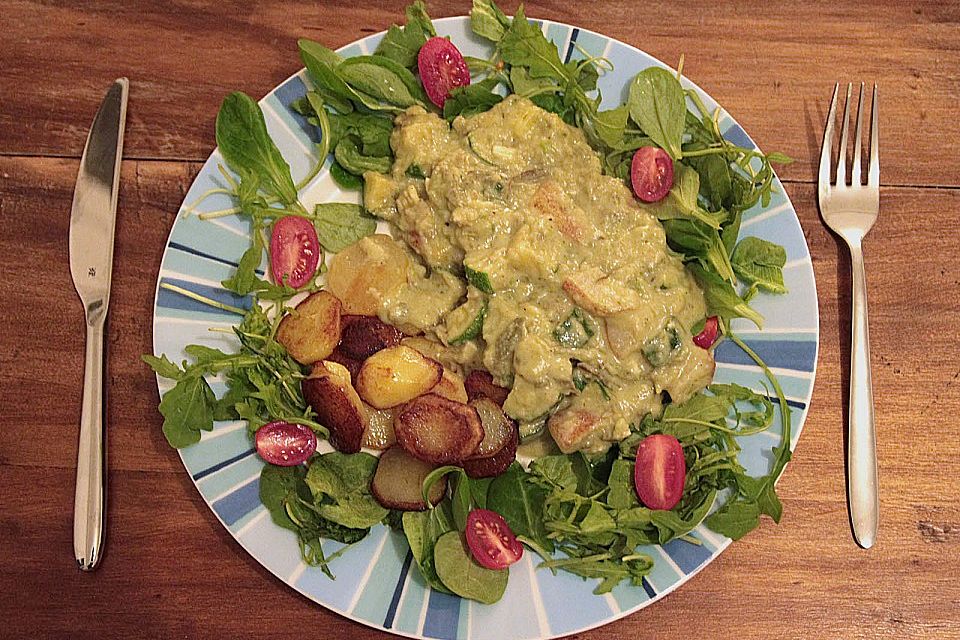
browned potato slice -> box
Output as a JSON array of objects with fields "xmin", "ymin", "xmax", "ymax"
[
  {"xmin": 276, "ymin": 291, "xmax": 342, "ymax": 365},
  {"xmin": 371, "ymin": 446, "xmax": 446, "ymax": 511},
  {"xmin": 462, "ymin": 398, "xmax": 518, "ymax": 479},
  {"xmin": 362, "ymin": 404, "xmax": 397, "ymax": 450},
  {"xmin": 394, "ymin": 394, "xmax": 484, "ymax": 464},
  {"xmin": 356, "ymin": 345, "xmax": 443, "ymax": 409},
  {"xmin": 339, "ymin": 314, "xmax": 404, "ymax": 360},
  {"xmin": 464, "ymin": 370, "xmax": 510, "ymax": 408},
  {"xmin": 431, "ymin": 369, "xmax": 468, "ymax": 404},
  {"xmin": 326, "ymin": 234, "xmax": 411, "ymax": 315},
  {"xmin": 301, "ymin": 361, "xmax": 366, "ymax": 453},
  {"xmin": 462, "ymin": 428, "xmax": 518, "ymax": 479},
  {"xmin": 469, "ymin": 398, "xmax": 515, "ymax": 457},
  {"xmin": 325, "ymin": 346, "xmax": 363, "ymax": 381}
]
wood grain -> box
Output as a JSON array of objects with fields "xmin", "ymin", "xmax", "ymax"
[
  {"xmin": 1, "ymin": 1, "xmax": 959, "ymax": 186},
  {"xmin": 1, "ymin": 0, "xmax": 959, "ymax": 637}
]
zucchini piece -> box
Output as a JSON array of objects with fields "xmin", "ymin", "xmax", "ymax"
[
  {"xmin": 553, "ymin": 308, "xmax": 595, "ymax": 348},
  {"xmin": 446, "ymin": 297, "xmax": 488, "ymax": 346},
  {"xmin": 464, "ymin": 265, "xmax": 494, "ymax": 294},
  {"xmin": 467, "ymin": 132, "xmax": 516, "ymax": 166},
  {"xmin": 642, "ymin": 319, "xmax": 683, "ymax": 367}
]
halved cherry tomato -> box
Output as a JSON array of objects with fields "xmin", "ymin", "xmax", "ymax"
[
  {"xmin": 630, "ymin": 146, "xmax": 674, "ymax": 202},
  {"xmin": 270, "ymin": 215, "xmax": 320, "ymax": 289},
  {"xmin": 634, "ymin": 434, "xmax": 686, "ymax": 510},
  {"xmin": 417, "ymin": 37, "xmax": 470, "ymax": 108},
  {"xmin": 255, "ymin": 421, "xmax": 317, "ymax": 466},
  {"xmin": 693, "ymin": 316, "xmax": 719, "ymax": 349},
  {"xmin": 465, "ymin": 509, "xmax": 523, "ymax": 570}
]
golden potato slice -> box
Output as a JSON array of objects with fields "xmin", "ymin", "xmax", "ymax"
[
  {"xmin": 326, "ymin": 234, "xmax": 411, "ymax": 315},
  {"xmin": 431, "ymin": 369, "xmax": 468, "ymax": 404},
  {"xmin": 301, "ymin": 361, "xmax": 366, "ymax": 453},
  {"xmin": 339, "ymin": 314, "xmax": 404, "ymax": 361},
  {"xmin": 464, "ymin": 370, "xmax": 510, "ymax": 408},
  {"xmin": 394, "ymin": 393, "xmax": 484, "ymax": 464},
  {"xmin": 276, "ymin": 291, "xmax": 342, "ymax": 365},
  {"xmin": 371, "ymin": 446, "xmax": 446, "ymax": 511},
  {"xmin": 362, "ymin": 404, "xmax": 397, "ymax": 450},
  {"xmin": 356, "ymin": 345, "xmax": 443, "ymax": 409}
]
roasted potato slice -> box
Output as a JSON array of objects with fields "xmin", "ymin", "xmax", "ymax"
[
  {"xmin": 356, "ymin": 345, "xmax": 443, "ymax": 409},
  {"xmin": 362, "ymin": 404, "xmax": 397, "ymax": 450},
  {"xmin": 325, "ymin": 347, "xmax": 363, "ymax": 381},
  {"xmin": 462, "ymin": 397, "xmax": 518, "ymax": 479},
  {"xmin": 462, "ymin": 429, "xmax": 518, "ymax": 479},
  {"xmin": 276, "ymin": 291, "xmax": 342, "ymax": 365},
  {"xmin": 371, "ymin": 446, "xmax": 446, "ymax": 511},
  {"xmin": 339, "ymin": 314, "xmax": 404, "ymax": 361},
  {"xmin": 301, "ymin": 361, "xmax": 365, "ymax": 453},
  {"xmin": 326, "ymin": 234, "xmax": 411, "ymax": 315},
  {"xmin": 431, "ymin": 368, "xmax": 468, "ymax": 404},
  {"xmin": 464, "ymin": 370, "xmax": 510, "ymax": 408},
  {"xmin": 394, "ymin": 393, "xmax": 484, "ymax": 464}
]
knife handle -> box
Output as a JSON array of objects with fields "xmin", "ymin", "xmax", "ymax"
[{"xmin": 74, "ymin": 308, "xmax": 107, "ymax": 571}]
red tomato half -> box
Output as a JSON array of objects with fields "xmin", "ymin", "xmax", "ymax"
[
  {"xmin": 693, "ymin": 316, "xmax": 720, "ymax": 349},
  {"xmin": 270, "ymin": 215, "xmax": 320, "ymax": 288},
  {"xmin": 630, "ymin": 146, "xmax": 674, "ymax": 202},
  {"xmin": 255, "ymin": 421, "xmax": 317, "ymax": 466},
  {"xmin": 634, "ymin": 434, "xmax": 686, "ymax": 510},
  {"xmin": 465, "ymin": 509, "xmax": 523, "ymax": 570},
  {"xmin": 417, "ymin": 37, "xmax": 470, "ymax": 108}
]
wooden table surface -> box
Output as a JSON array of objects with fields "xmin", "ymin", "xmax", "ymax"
[{"xmin": 2, "ymin": 1, "xmax": 959, "ymax": 638}]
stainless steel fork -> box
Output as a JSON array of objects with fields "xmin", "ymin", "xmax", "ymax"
[{"xmin": 818, "ymin": 83, "xmax": 879, "ymax": 549}]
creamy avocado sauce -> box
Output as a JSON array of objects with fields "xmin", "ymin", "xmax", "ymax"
[{"xmin": 364, "ymin": 95, "xmax": 715, "ymax": 453}]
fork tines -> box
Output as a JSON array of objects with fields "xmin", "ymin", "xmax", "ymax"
[{"xmin": 819, "ymin": 83, "xmax": 879, "ymax": 189}]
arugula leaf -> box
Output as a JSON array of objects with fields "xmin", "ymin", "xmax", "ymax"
[
  {"xmin": 627, "ymin": 67, "xmax": 686, "ymax": 160},
  {"xmin": 374, "ymin": 0, "xmax": 435, "ymax": 69},
  {"xmin": 142, "ymin": 354, "xmax": 182, "ymax": 380},
  {"xmin": 731, "ymin": 236, "xmax": 788, "ymax": 294},
  {"xmin": 593, "ymin": 106, "xmax": 629, "ymax": 148},
  {"xmin": 215, "ymin": 92, "xmax": 298, "ymax": 204},
  {"xmin": 158, "ymin": 375, "xmax": 216, "ymax": 448},
  {"xmin": 312, "ymin": 203, "xmax": 377, "ymax": 252},
  {"xmin": 704, "ymin": 499, "xmax": 761, "ymax": 540},
  {"xmin": 470, "ymin": 0, "xmax": 511, "ymax": 42},
  {"xmin": 688, "ymin": 263, "xmax": 763, "ymax": 329},
  {"xmin": 499, "ymin": 6, "xmax": 566, "ymax": 80},
  {"xmin": 443, "ymin": 78, "xmax": 504, "ymax": 120}
]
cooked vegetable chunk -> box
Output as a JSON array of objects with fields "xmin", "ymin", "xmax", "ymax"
[
  {"xmin": 394, "ymin": 393, "xmax": 484, "ymax": 463},
  {"xmin": 356, "ymin": 345, "xmax": 443, "ymax": 409},
  {"xmin": 276, "ymin": 291, "xmax": 342, "ymax": 364}
]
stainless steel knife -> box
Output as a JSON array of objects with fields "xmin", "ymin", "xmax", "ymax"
[{"xmin": 69, "ymin": 78, "xmax": 128, "ymax": 571}]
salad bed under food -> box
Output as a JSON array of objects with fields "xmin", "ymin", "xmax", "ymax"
[{"xmin": 146, "ymin": 0, "xmax": 794, "ymax": 605}]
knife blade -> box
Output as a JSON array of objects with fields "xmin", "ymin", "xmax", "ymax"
[{"xmin": 69, "ymin": 77, "xmax": 128, "ymax": 571}]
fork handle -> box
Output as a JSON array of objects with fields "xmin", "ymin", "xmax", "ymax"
[
  {"xmin": 848, "ymin": 240, "xmax": 878, "ymax": 548},
  {"xmin": 74, "ymin": 311, "xmax": 107, "ymax": 570}
]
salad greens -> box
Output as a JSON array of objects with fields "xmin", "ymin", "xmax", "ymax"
[{"xmin": 144, "ymin": 0, "xmax": 801, "ymax": 603}]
